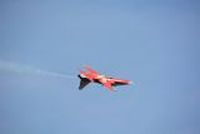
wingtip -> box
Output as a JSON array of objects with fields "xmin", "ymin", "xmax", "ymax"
[{"xmin": 83, "ymin": 65, "xmax": 91, "ymax": 69}]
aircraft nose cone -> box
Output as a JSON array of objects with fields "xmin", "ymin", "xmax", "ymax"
[{"xmin": 128, "ymin": 81, "xmax": 133, "ymax": 84}]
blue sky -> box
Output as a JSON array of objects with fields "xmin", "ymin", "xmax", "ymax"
[{"xmin": 0, "ymin": 0, "xmax": 200, "ymax": 134}]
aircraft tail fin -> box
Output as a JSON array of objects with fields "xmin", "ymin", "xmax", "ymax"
[{"xmin": 78, "ymin": 75, "xmax": 91, "ymax": 90}]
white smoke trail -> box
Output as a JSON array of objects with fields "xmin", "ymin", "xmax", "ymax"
[{"xmin": 0, "ymin": 60, "xmax": 75, "ymax": 79}]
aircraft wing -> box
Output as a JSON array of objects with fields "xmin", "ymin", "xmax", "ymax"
[
  {"xmin": 103, "ymin": 82, "xmax": 114, "ymax": 91},
  {"xmin": 84, "ymin": 65, "xmax": 99, "ymax": 74}
]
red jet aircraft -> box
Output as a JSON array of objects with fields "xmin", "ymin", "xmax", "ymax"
[{"xmin": 78, "ymin": 66, "xmax": 132, "ymax": 91}]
